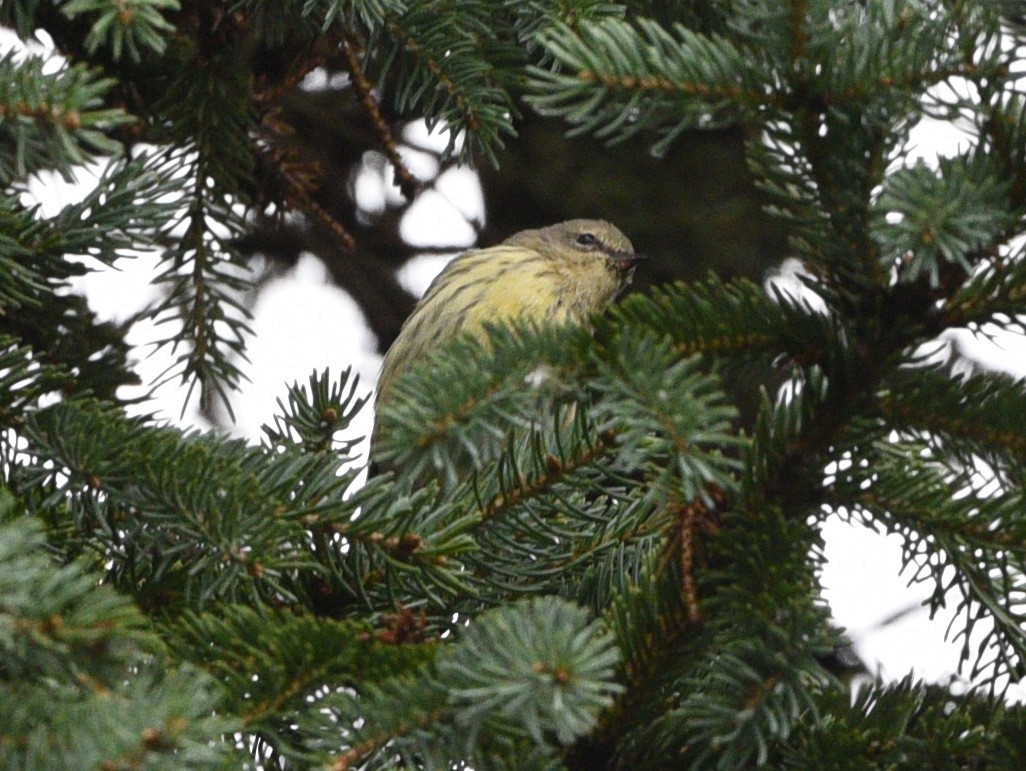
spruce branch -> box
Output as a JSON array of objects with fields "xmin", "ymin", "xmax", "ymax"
[
  {"xmin": 375, "ymin": 322, "xmax": 594, "ymax": 485},
  {"xmin": 878, "ymin": 364, "xmax": 1026, "ymax": 473},
  {"xmin": 658, "ymin": 639, "xmax": 825, "ymax": 769},
  {"xmin": 143, "ymin": 46, "xmax": 260, "ymax": 413},
  {"xmin": 955, "ymin": 6, "xmax": 1026, "ymax": 205},
  {"xmin": 58, "ymin": 0, "xmax": 179, "ymax": 60},
  {"xmin": 263, "ymin": 367, "xmax": 370, "ymax": 456},
  {"xmin": 0, "ymin": 51, "xmax": 128, "ymax": 183},
  {"xmin": 299, "ymin": 0, "xmax": 408, "ymax": 31},
  {"xmin": 358, "ymin": 321, "xmax": 746, "ymax": 616},
  {"xmin": 607, "ymin": 502, "xmax": 834, "ymax": 770},
  {"xmin": 403, "ymin": 325, "xmax": 739, "ymax": 607},
  {"xmin": 608, "ymin": 275, "xmax": 839, "ymax": 368},
  {"xmin": 253, "ymin": 38, "xmax": 333, "ymax": 106},
  {"xmin": 505, "ymin": 0, "xmax": 625, "ymax": 54},
  {"xmin": 590, "ymin": 329, "xmax": 742, "ymax": 500},
  {"xmin": 875, "ymin": 155, "xmax": 1014, "ymax": 286},
  {"xmin": 44, "ymin": 155, "xmax": 177, "ymax": 261},
  {"xmin": 528, "ymin": 18, "xmax": 773, "ymax": 153},
  {"xmin": 151, "ymin": 151, "xmax": 254, "ymax": 415},
  {"xmin": 0, "ymin": 518, "xmax": 152, "ymax": 675},
  {"xmin": 787, "ymin": 99, "xmax": 889, "ymax": 292},
  {"xmin": 781, "ymin": 675, "xmax": 1026, "ymax": 767},
  {"xmin": 603, "ymin": 550, "xmax": 691, "ymax": 690},
  {"xmin": 593, "ymin": 553, "xmax": 712, "ymax": 769},
  {"xmin": 0, "ymin": 337, "xmax": 72, "ymax": 433},
  {"xmin": 812, "ymin": 1, "xmax": 990, "ymax": 106},
  {"xmin": 308, "ymin": 473, "xmax": 479, "ymax": 614},
  {"xmin": 0, "ymin": 156, "xmax": 174, "ymax": 319},
  {"xmin": 318, "ymin": 597, "xmax": 619, "ymax": 767},
  {"xmin": 458, "ymin": 415, "xmax": 664, "ymax": 605},
  {"xmin": 320, "ymin": 675, "xmax": 451, "ymax": 769},
  {"xmin": 16, "ymin": 399, "xmax": 362, "ymax": 611},
  {"xmin": 832, "ymin": 441, "xmax": 1026, "ymax": 690},
  {"xmin": 377, "ymin": 0, "xmax": 519, "ymax": 164},
  {"xmin": 0, "ymin": 517, "xmax": 239, "ymax": 768},
  {"xmin": 163, "ymin": 605, "xmax": 433, "ymax": 759},
  {"xmin": 943, "ymin": 244, "xmax": 1026, "ymax": 330},
  {"xmin": 765, "ymin": 4, "xmax": 999, "ymax": 292},
  {"xmin": 146, "ymin": 152, "xmax": 255, "ymax": 414}
]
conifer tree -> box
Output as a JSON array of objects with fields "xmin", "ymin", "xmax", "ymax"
[{"xmin": 3, "ymin": 1, "xmax": 1026, "ymax": 768}]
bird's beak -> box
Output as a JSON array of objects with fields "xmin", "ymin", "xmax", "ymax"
[
  {"xmin": 609, "ymin": 252, "xmax": 647, "ymax": 300},
  {"xmin": 610, "ymin": 252, "xmax": 648, "ymax": 272}
]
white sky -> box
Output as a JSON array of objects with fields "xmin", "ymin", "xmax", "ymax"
[{"xmin": 6, "ymin": 27, "xmax": 1026, "ymax": 700}]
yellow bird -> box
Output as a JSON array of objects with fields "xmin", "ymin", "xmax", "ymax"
[{"xmin": 373, "ymin": 219, "xmax": 641, "ymax": 462}]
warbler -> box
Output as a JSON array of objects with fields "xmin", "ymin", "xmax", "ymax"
[{"xmin": 372, "ymin": 219, "xmax": 641, "ymax": 460}]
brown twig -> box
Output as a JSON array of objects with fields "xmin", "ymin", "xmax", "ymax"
[
  {"xmin": 253, "ymin": 127, "xmax": 357, "ymax": 253},
  {"xmin": 327, "ymin": 707, "xmax": 446, "ymax": 770},
  {"xmin": 292, "ymin": 180, "xmax": 358, "ymax": 252},
  {"xmin": 576, "ymin": 71, "xmax": 784, "ymax": 108},
  {"xmin": 673, "ymin": 484, "xmax": 725, "ymax": 625},
  {"xmin": 253, "ymin": 43, "xmax": 333, "ymax": 108},
  {"xmin": 365, "ymin": 604, "xmax": 429, "ymax": 644},
  {"xmin": 677, "ymin": 499, "xmax": 703, "ymax": 624},
  {"xmin": 341, "ymin": 32, "xmax": 420, "ymax": 201}
]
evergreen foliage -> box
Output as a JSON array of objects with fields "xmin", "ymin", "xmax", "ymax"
[{"xmin": 2, "ymin": 0, "xmax": 1026, "ymax": 768}]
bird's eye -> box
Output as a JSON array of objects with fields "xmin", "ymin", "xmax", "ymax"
[{"xmin": 575, "ymin": 233, "xmax": 597, "ymax": 247}]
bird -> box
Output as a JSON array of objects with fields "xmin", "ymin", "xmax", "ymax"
[{"xmin": 371, "ymin": 219, "xmax": 641, "ymax": 469}]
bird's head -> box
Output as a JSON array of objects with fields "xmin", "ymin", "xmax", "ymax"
[{"xmin": 504, "ymin": 219, "xmax": 644, "ymax": 300}]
